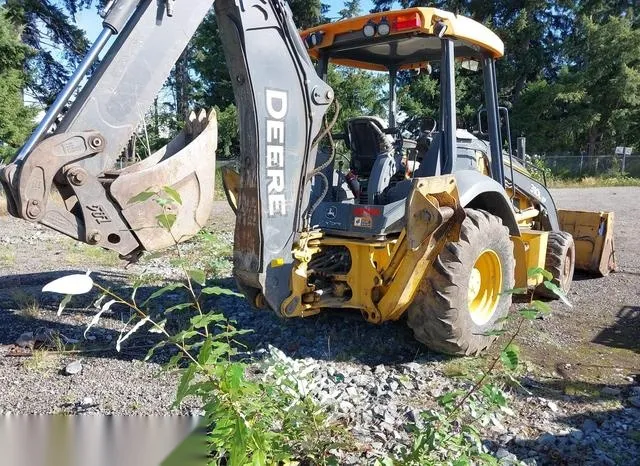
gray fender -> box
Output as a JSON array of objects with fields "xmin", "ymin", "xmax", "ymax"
[
  {"xmin": 506, "ymin": 167, "xmax": 560, "ymax": 231},
  {"xmin": 455, "ymin": 170, "xmax": 519, "ymax": 236}
]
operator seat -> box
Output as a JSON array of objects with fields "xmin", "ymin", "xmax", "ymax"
[{"xmin": 346, "ymin": 116, "xmax": 394, "ymax": 176}]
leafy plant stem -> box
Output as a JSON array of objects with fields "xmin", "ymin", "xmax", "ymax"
[
  {"xmin": 449, "ymin": 316, "xmax": 525, "ymax": 420},
  {"xmin": 166, "ymin": 212, "xmax": 209, "ymax": 338},
  {"xmin": 93, "ymin": 283, "xmax": 208, "ymax": 375}
]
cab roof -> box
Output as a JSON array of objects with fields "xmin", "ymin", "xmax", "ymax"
[{"xmin": 301, "ymin": 7, "xmax": 504, "ymax": 72}]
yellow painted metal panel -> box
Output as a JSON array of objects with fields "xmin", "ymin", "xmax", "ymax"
[
  {"xmin": 520, "ymin": 230, "xmax": 549, "ymax": 287},
  {"xmin": 510, "ymin": 236, "xmax": 528, "ymax": 290},
  {"xmin": 279, "ymin": 175, "xmax": 465, "ymax": 323},
  {"xmin": 376, "ymin": 175, "xmax": 464, "ymax": 320},
  {"xmin": 221, "ymin": 167, "xmax": 240, "ymax": 213}
]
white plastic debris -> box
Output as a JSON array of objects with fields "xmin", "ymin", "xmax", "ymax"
[{"xmin": 42, "ymin": 272, "xmax": 94, "ymax": 295}]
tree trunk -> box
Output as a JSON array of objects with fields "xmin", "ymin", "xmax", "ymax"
[
  {"xmin": 588, "ymin": 127, "xmax": 596, "ymax": 157},
  {"xmin": 174, "ymin": 47, "xmax": 191, "ymax": 121},
  {"xmin": 588, "ymin": 127, "xmax": 597, "ymax": 173}
]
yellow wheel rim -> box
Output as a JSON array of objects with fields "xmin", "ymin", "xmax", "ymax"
[{"xmin": 468, "ymin": 249, "xmax": 502, "ymax": 325}]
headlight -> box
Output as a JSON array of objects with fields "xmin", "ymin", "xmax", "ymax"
[
  {"xmin": 378, "ymin": 18, "xmax": 390, "ymax": 36},
  {"xmin": 363, "ymin": 21, "xmax": 376, "ymax": 37},
  {"xmin": 305, "ymin": 31, "xmax": 324, "ymax": 48}
]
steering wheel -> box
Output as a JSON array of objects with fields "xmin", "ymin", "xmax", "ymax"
[{"xmin": 422, "ymin": 116, "xmax": 437, "ymax": 137}]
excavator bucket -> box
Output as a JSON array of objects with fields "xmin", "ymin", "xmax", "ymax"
[
  {"xmin": 108, "ymin": 109, "xmax": 217, "ymax": 251},
  {"xmin": 558, "ymin": 209, "xmax": 616, "ymax": 276}
]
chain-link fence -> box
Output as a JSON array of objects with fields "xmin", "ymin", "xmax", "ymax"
[{"xmin": 540, "ymin": 154, "xmax": 640, "ymax": 178}]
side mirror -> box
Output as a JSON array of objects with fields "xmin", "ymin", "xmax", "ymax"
[{"xmin": 461, "ymin": 59, "xmax": 480, "ymax": 72}]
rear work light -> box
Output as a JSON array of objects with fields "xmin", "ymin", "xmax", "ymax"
[
  {"xmin": 392, "ymin": 12, "xmax": 422, "ymax": 32},
  {"xmin": 377, "ymin": 17, "xmax": 390, "ymax": 36},
  {"xmin": 363, "ymin": 20, "xmax": 376, "ymax": 37},
  {"xmin": 304, "ymin": 31, "xmax": 324, "ymax": 48}
]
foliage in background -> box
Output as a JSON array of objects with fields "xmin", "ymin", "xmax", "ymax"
[
  {"xmin": 548, "ymin": 174, "xmax": 640, "ymax": 188},
  {"xmin": 0, "ymin": 6, "xmax": 36, "ymax": 161},
  {"xmin": 5, "ymin": 1, "xmax": 640, "ymax": 166},
  {"xmin": 338, "ymin": 0, "xmax": 361, "ymax": 19},
  {"xmin": 327, "ymin": 65, "xmax": 388, "ymax": 130},
  {"xmin": 514, "ymin": 15, "xmax": 640, "ymax": 155},
  {"xmin": 372, "ymin": 0, "xmax": 640, "ymax": 158},
  {"xmin": 1, "ymin": 0, "xmax": 106, "ymax": 104},
  {"xmin": 398, "ymin": 66, "xmax": 482, "ymax": 135}
]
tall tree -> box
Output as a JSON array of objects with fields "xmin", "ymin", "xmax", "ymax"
[
  {"xmin": 514, "ymin": 14, "xmax": 640, "ymax": 155},
  {"xmin": 0, "ymin": 6, "xmax": 36, "ymax": 161},
  {"xmin": 577, "ymin": 0, "xmax": 637, "ymax": 22},
  {"xmin": 288, "ymin": 0, "xmax": 325, "ymax": 28},
  {"xmin": 328, "ymin": 66, "xmax": 387, "ymax": 130},
  {"xmin": 338, "ymin": 0, "xmax": 361, "ymax": 19},
  {"xmin": 370, "ymin": 0, "xmax": 575, "ymax": 108},
  {"xmin": 398, "ymin": 66, "xmax": 482, "ymax": 134},
  {"xmin": 188, "ymin": 0, "xmax": 332, "ymax": 158},
  {"xmin": 171, "ymin": 46, "xmax": 194, "ymax": 121},
  {"xmin": 191, "ymin": 13, "xmax": 234, "ymax": 110},
  {"xmin": 2, "ymin": 0, "xmax": 102, "ymax": 104}
]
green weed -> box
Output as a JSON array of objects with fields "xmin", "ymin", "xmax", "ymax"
[
  {"xmin": 0, "ymin": 249, "xmax": 16, "ymax": 266},
  {"xmin": 64, "ymin": 242, "xmax": 120, "ymax": 267},
  {"xmin": 548, "ymin": 175, "xmax": 640, "ymax": 188},
  {"xmin": 24, "ymin": 349, "xmax": 56, "ymax": 372}
]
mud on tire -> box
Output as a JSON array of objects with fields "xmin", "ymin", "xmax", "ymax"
[{"xmin": 407, "ymin": 209, "xmax": 515, "ymax": 356}]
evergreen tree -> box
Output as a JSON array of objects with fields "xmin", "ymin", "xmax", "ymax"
[
  {"xmin": 2, "ymin": 0, "xmax": 101, "ymax": 104},
  {"xmin": 288, "ymin": 0, "xmax": 325, "ymax": 28},
  {"xmin": 0, "ymin": 6, "xmax": 36, "ymax": 161},
  {"xmin": 514, "ymin": 14, "xmax": 640, "ymax": 155},
  {"xmin": 191, "ymin": 12, "xmax": 234, "ymax": 110},
  {"xmin": 187, "ymin": 0, "xmax": 332, "ymax": 158},
  {"xmin": 328, "ymin": 66, "xmax": 387, "ymax": 130},
  {"xmin": 338, "ymin": 0, "xmax": 361, "ymax": 19}
]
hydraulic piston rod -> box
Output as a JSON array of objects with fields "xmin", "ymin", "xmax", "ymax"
[{"xmin": 14, "ymin": 0, "xmax": 141, "ymax": 162}]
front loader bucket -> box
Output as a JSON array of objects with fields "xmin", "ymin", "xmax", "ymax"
[
  {"xmin": 108, "ymin": 109, "xmax": 217, "ymax": 251},
  {"xmin": 558, "ymin": 209, "xmax": 616, "ymax": 276},
  {"xmin": 220, "ymin": 166, "xmax": 240, "ymax": 214}
]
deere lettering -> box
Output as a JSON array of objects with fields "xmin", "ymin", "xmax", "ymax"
[{"xmin": 265, "ymin": 89, "xmax": 287, "ymax": 216}]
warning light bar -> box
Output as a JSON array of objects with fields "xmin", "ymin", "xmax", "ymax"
[{"xmin": 392, "ymin": 12, "xmax": 422, "ymax": 32}]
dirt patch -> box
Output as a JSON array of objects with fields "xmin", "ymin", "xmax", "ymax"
[{"xmin": 516, "ymin": 187, "xmax": 640, "ymax": 386}]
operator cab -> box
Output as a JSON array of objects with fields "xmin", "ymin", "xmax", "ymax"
[
  {"xmin": 300, "ymin": 8, "xmax": 507, "ymax": 238},
  {"xmin": 342, "ymin": 115, "xmax": 417, "ymax": 204}
]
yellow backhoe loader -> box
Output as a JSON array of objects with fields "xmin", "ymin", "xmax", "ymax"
[{"xmin": 1, "ymin": 1, "xmax": 615, "ymax": 356}]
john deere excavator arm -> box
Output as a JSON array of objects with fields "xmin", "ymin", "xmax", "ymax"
[{"xmin": 0, "ymin": 0, "xmax": 333, "ymax": 311}]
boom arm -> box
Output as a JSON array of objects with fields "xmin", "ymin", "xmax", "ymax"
[{"xmin": 0, "ymin": 0, "xmax": 333, "ymax": 310}]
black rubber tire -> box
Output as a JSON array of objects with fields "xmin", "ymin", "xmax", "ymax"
[
  {"xmin": 535, "ymin": 231, "xmax": 575, "ymax": 299},
  {"xmin": 235, "ymin": 280, "xmax": 262, "ymax": 308},
  {"xmin": 407, "ymin": 209, "xmax": 515, "ymax": 356}
]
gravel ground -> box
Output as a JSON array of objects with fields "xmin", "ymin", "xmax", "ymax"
[{"xmin": 0, "ymin": 188, "xmax": 639, "ymax": 465}]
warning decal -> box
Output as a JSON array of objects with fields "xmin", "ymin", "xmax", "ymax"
[{"xmin": 353, "ymin": 216, "xmax": 372, "ymax": 228}]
